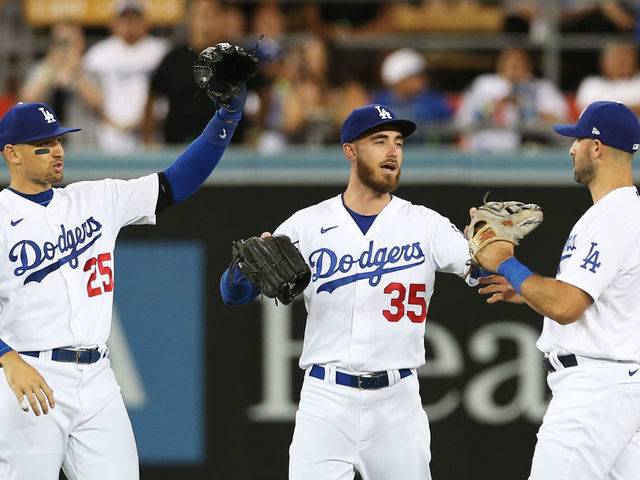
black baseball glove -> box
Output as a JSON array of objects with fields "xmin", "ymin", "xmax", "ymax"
[
  {"xmin": 231, "ymin": 235, "xmax": 311, "ymax": 305},
  {"xmin": 193, "ymin": 43, "xmax": 260, "ymax": 108}
]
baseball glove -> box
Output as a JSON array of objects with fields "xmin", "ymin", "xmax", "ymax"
[
  {"xmin": 467, "ymin": 199, "xmax": 543, "ymax": 266},
  {"xmin": 193, "ymin": 43, "xmax": 260, "ymax": 108},
  {"xmin": 231, "ymin": 235, "xmax": 311, "ymax": 305}
]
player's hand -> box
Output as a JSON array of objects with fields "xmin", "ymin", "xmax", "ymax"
[
  {"xmin": 222, "ymin": 84, "xmax": 247, "ymax": 114},
  {"xmin": 468, "ymin": 206, "xmax": 516, "ymax": 272},
  {"xmin": 463, "ymin": 207, "xmax": 478, "ymax": 238},
  {"xmin": 475, "ymin": 241, "xmax": 515, "ymax": 272},
  {"xmin": 477, "ymin": 275, "xmax": 525, "ymax": 304},
  {"xmin": 261, "ymin": 231, "xmax": 272, "ymax": 239},
  {"xmin": 0, "ymin": 351, "xmax": 55, "ymax": 416}
]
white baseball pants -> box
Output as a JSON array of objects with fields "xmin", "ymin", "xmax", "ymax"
[
  {"xmin": 529, "ymin": 356, "xmax": 640, "ymax": 480},
  {"xmin": 0, "ymin": 354, "xmax": 139, "ymax": 480},
  {"xmin": 289, "ymin": 367, "xmax": 431, "ymax": 480}
]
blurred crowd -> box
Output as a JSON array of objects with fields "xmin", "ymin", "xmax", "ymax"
[{"xmin": 2, "ymin": 0, "xmax": 640, "ymax": 153}]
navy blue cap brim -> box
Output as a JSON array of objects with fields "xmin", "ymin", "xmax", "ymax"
[
  {"xmin": 345, "ymin": 119, "xmax": 417, "ymax": 144},
  {"xmin": 553, "ymin": 124, "xmax": 583, "ymax": 138},
  {"xmin": 18, "ymin": 126, "xmax": 81, "ymax": 144}
]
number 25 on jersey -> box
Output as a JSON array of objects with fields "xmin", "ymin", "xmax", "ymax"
[{"xmin": 83, "ymin": 252, "xmax": 114, "ymax": 297}]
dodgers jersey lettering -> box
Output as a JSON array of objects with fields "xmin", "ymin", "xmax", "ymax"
[
  {"xmin": 274, "ymin": 195, "xmax": 470, "ymax": 372},
  {"xmin": 537, "ymin": 186, "xmax": 640, "ymax": 362},
  {"xmin": 0, "ymin": 174, "xmax": 158, "ymax": 352}
]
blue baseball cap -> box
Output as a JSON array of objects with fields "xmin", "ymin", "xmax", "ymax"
[
  {"xmin": 341, "ymin": 104, "xmax": 416, "ymax": 144},
  {"xmin": 553, "ymin": 100, "xmax": 640, "ymax": 154},
  {"xmin": 0, "ymin": 102, "xmax": 81, "ymax": 150}
]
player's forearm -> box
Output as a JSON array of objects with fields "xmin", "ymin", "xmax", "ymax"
[
  {"xmin": 163, "ymin": 109, "xmax": 239, "ymax": 202},
  {"xmin": 520, "ymin": 275, "xmax": 591, "ymax": 324},
  {"xmin": 496, "ymin": 257, "xmax": 590, "ymax": 324}
]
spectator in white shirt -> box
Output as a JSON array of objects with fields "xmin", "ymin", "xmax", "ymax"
[
  {"xmin": 576, "ymin": 41, "xmax": 640, "ymax": 117},
  {"xmin": 84, "ymin": 0, "xmax": 169, "ymax": 153},
  {"xmin": 456, "ymin": 47, "xmax": 568, "ymax": 152}
]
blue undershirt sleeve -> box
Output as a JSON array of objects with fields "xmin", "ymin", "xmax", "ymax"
[
  {"xmin": 163, "ymin": 108, "xmax": 240, "ymax": 203},
  {"xmin": 0, "ymin": 338, "xmax": 13, "ymax": 357},
  {"xmin": 220, "ymin": 265, "xmax": 261, "ymax": 306},
  {"xmin": 469, "ymin": 265, "xmax": 492, "ymax": 280}
]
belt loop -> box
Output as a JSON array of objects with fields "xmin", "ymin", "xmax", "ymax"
[
  {"xmin": 327, "ymin": 365, "xmax": 337, "ymax": 385},
  {"xmin": 40, "ymin": 349, "xmax": 53, "ymax": 361},
  {"xmin": 387, "ymin": 369, "xmax": 400, "ymax": 386},
  {"xmin": 548, "ymin": 351, "xmax": 564, "ymax": 371}
]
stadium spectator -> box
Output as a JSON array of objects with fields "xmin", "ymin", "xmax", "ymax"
[
  {"xmin": 279, "ymin": 36, "xmax": 368, "ymax": 145},
  {"xmin": 223, "ymin": 4, "xmax": 248, "ymax": 44},
  {"xmin": 455, "ymin": 47, "xmax": 568, "ymax": 151},
  {"xmin": 19, "ymin": 22, "xmax": 102, "ymax": 148},
  {"xmin": 84, "ymin": 0, "xmax": 168, "ymax": 153},
  {"xmin": 246, "ymin": 35, "xmax": 367, "ymax": 150},
  {"xmin": 142, "ymin": 0, "xmax": 226, "ymax": 146},
  {"xmin": 239, "ymin": 38, "xmax": 287, "ymax": 152},
  {"xmin": 251, "ymin": 1, "xmax": 287, "ymax": 41},
  {"xmin": 576, "ymin": 41, "xmax": 640, "ymax": 117},
  {"xmin": 371, "ymin": 48, "xmax": 452, "ymax": 143}
]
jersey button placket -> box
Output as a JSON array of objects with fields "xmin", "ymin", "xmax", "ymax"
[
  {"xmin": 349, "ymin": 239, "xmax": 371, "ymax": 369},
  {"xmin": 45, "ymin": 207, "xmax": 76, "ymax": 341}
]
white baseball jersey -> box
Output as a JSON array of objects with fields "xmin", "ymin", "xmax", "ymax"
[
  {"xmin": 537, "ymin": 186, "xmax": 640, "ymax": 362},
  {"xmin": 274, "ymin": 194, "xmax": 470, "ymax": 372},
  {"xmin": 0, "ymin": 174, "xmax": 158, "ymax": 352}
]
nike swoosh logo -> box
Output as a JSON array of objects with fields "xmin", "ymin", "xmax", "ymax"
[
  {"xmin": 320, "ymin": 225, "xmax": 339, "ymax": 234},
  {"xmin": 629, "ymin": 368, "xmax": 639, "ymax": 376},
  {"xmin": 219, "ymin": 128, "xmax": 227, "ymax": 139},
  {"xmin": 11, "ymin": 218, "xmax": 23, "ymax": 226}
]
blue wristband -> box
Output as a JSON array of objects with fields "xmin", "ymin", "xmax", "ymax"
[
  {"xmin": 497, "ymin": 257, "xmax": 534, "ymax": 295},
  {"xmin": 0, "ymin": 338, "xmax": 13, "ymax": 358}
]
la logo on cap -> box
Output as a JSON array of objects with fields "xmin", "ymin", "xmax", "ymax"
[
  {"xmin": 39, "ymin": 107, "xmax": 56, "ymax": 124},
  {"xmin": 374, "ymin": 105, "xmax": 392, "ymax": 120}
]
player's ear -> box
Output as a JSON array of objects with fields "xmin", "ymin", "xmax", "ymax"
[
  {"xmin": 2, "ymin": 144, "xmax": 19, "ymax": 165},
  {"xmin": 592, "ymin": 139, "xmax": 603, "ymax": 159},
  {"xmin": 343, "ymin": 143, "xmax": 356, "ymax": 162}
]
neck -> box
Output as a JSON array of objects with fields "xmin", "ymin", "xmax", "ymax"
[
  {"xmin": 342, "ymin": 182, "xmax": 392, "ymax": 215},
  {"xmin": 9, "ymin": 180, "xmax": 52, "ymax": 195},
  {"xmin": 588, "ymin": 166, "xmax": 633, "ymax": 204}
]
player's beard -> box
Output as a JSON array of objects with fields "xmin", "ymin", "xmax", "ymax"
[
  {"xmin": 43, "ymin": 170, "xmax": 63, "ymax": 185},
  {"xmin": 573, "ymin": 155, "xmax": 596, "ymax": 186},
  {"xmin": 355, "ymin": 158, "xmax": 401, "ymax": 195}
]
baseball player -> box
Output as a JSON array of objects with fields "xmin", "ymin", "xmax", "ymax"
[
  {"xmin": 221, "ymin": 104, "xmax": 475, "ymax": 479},
  {"xmin": 0, "ymin": 89, "xmax": 245, "ymax": 478},
  {"xmin": 474, "ymin": 101, "xmax": 640, "ymax": 479}
]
